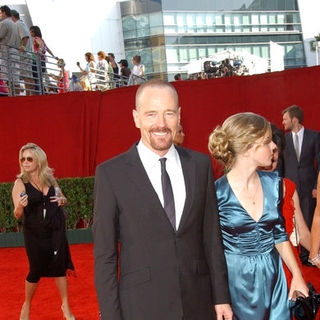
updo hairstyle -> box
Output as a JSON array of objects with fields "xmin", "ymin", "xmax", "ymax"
[{"xmin": 208, "ymin": 112, "xmax": 270, "ymax": 170}]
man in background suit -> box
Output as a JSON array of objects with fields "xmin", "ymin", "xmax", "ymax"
[
  {"xmin": 93, "ymin": 80, "xmax": 232, "ymax": 320},
  {"xmin": 282, "ymin": 104, "xmax": 320, "ymax": 265}
]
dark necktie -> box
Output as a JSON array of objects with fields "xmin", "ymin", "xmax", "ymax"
[
  {"xmin": 159, "ymin": 158, "xmax": 176, "ymax": 230},
  {"xmin": 294, "ymin": 133, "xmax": 300, "ymax": 161}
]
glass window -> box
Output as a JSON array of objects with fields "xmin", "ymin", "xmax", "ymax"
[
  {"xmin": 206, "ymin": 14, "xmax": 214, "ymax": 25},
  {"xmin": 137, "ymin": 28, "xmax": 150, "ymax": 37},
  {"xmin": 242, "ymin": 15, "xmax": 250, "ymax": 25},
  {"xmin": 163, "ymin": 13, "xmax": 175, "ymax": 25},
  {"xmin": 292, "ymin": 13, "xmax": 300, "ymax": 23},
  {"xmin": 196, "ymin": 14, "xmax": 205, "ymax": 26},
  {"xmin": 234, "ymin": 15, "xmax": 241, "ymax": 26},
  {"xmin": 225, "ymin": 15, "xmax": 232, "ymax": 26},
  {"xmin": 149, "ymin": 12, "xmax": 163, "ymax": 27},
  {"xmin": 196, "ymin": 14, "xmax": 206, "ymax": 32},
  {"xmin": 251, "ymin": 14, "xmax": 259, "ymax": 25},
  {"xmin": 208, "ymin": 47, "xmax": 216, "ymax": 56},
  {"xmin": 136, "ymin": 15, "xmax": 149, "ymax": 29},
  {"xmin": 260, "ymin": 14, "xmax": 268, "ymax": 25},
  {"xmin": 123, "ymin": 30, "xmax": 137, "ymax": 40},
  {"xmin": 261, "ymin": 46, "xmax": 269, "ymax": 59},
  {"xmin": 150, "ymin": 26, "xmax": 163, "ymax": 36},
  {"xmin": 269, "ymin": 14, "xmax": 276, "ymax": 24},
  {"xmin": 177, "ymin": 14, "xmax": 185, "ymax": 26},
  {"xmin": 277, "ymin": 14, "xmax": 285, "ymax": 24},
  {"xmin": 215, "ymin": 14, "xmax": 223, "ymax": 25},
  {"xmin": 253, "ymin": 46, "xmax": 260, "ymax": 56},
  {"xmin": 152, "ymin": 46, "xmax": 165, "ymax": 64},
  {"xmin": 189, "ymin": 48, "xmax": 197, "ymax": 61},
  {"xmin": 166, "ymin": 48, "xmax": 178, "ymax": 63},
  {"xmin": 187, "ymin": 14, "xmax": 195, "ymax": 25},
  {"xmin": 294, "ymin": 44, "xmax": 304, "ymax": 59},
  {"xmin": 122, "ymin": 16, "xmax": 136, "ymax": 32},
  {"xmin": 164, "ymin": 27, "xmax": 177, "ymax": 34},
  {"xmin": 198, "ymin": 48, "xmax": 207, "ymax": 58},
  {"xmin": 179, "ymin": 48, "xmax": 188, "ymax": 62}
]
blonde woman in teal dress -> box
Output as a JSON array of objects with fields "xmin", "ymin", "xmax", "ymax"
[{"xmin": 208, "ymin": 112, "xmax": 308, "ymax": 320}]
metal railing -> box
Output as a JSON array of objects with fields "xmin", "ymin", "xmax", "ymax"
[
  {"xmin": 86, "ymin": 68, "xmax": 146, "ymax": 91},
  {"xmin": 0, "ymin": 44, "xmax": 147, "ymax": 97},
  {"xmin": 0, "ymin": 44, "xmax": 68, "ymax": 96}
]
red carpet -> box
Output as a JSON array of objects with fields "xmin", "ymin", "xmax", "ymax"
[
  {"xmin": 0, "ymin": 243, "xmax": 99, "ymax": 319},
  {"xmin": 0, "ymin": 243, "xmax": 319, "ymax": 319}
]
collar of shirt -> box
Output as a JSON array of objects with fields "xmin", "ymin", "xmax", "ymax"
[
  {"xmin": 137, "ymin": 140, "xmax": 179, "ymax": 171},
  {"xmin": 292, "ymin": 126, "xmax": 304, "ymax": 146},
  {"xmin": 292, "ymin": 126, "xmax": 304, "ymax": 139}
]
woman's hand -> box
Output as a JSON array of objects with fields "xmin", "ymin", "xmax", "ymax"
[
  {"xmin": 50, "ymin": 196, "xmax": 67, "ymax": 207},
  {"xmin": 308, "ymin": 254, "xmax": 320, "ymax": 269},
  {"xmin": 19, "ymin": 194, "xmax": 28, "ymax": 209},
  {"xmin": 289, "ymin": 274, "xmax": 309, "ymax": 299}
]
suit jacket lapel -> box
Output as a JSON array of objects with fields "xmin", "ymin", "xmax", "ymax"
[
  {"xmin": 124, "ymin": 144, "xmax": 176, "ymax": 230},
  {"xmin": 176, "ymin": 147, "xmax": 196, "ymax": 233},
  {"xmin": 300, "ymin": 129, "xmax": 308, "ymax": 160}
]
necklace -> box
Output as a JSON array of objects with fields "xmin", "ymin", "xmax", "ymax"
[
  {"xmin": 30, "ymin": 179, "xmax": 47, "ymax": 219},
  {"xmin": 31, "ymin": 179, "xmax": 43, "ymax": 193}
]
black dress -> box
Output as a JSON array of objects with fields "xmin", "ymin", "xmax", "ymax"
[{"xmin": 23, "ymin": 183, "xmax": 74, "ymax": 283}]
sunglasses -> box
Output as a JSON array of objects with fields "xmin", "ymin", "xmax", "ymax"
[{"xmin": 20, "ymin": 157, "xmax": 33, "ymax": 163}]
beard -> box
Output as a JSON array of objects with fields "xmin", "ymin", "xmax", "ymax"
[{"xmin": 149, "ymin": 127, "xmax": 174, "ymax": 151}]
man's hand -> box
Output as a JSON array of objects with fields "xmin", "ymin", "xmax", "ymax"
[{"xmin": 214, "ymin": 304, "xmax": 233, "ymax": 320}]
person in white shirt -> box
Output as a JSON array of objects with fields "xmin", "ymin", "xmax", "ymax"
[
  {"xmin": 282, "ymin": 104, "xmax": 320, "ymax": 265},
  {"xmin": 129, "ymin": 54, "xmax": 145, "ymax": 85},
  {"xmin": 93, "ymin": 79, "xmax": 233, "ymax": 320}
]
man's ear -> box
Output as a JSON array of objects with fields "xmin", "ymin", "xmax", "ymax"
[{"xmin": 132, "ymin": 109, "xmax": 140, "ymax": 129}]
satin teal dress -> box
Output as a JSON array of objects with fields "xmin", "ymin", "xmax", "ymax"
[{"xmin": 215, "ymin": 171, "xmax": 290, "ymax": 320}]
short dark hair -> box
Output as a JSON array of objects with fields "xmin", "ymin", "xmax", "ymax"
[
  {"xmin": 174, "ymin": 73, "xmax": 181, "ymax": 81},
  {"xmin": 132, "ymin": 55, "xmax": 141, "ymax": 63},
  {"xmin": 10, "ymin": 9, "xmax": 20, "ymax": 19},
  {"xmin": 108, "ymin": 53, "xmax": 115, "ymax": 59},
  {"xmin": 0, "ymin": 5, "xmax": 11, "ymax": 17},
  {"xmin": 270, "ymin": 123, "xmax": 286, "ymax": 155},
  {"xmin": 30, "ymin": 26, "xmax": 42, "ymax": 38},
  {"xmin": 282, "ymin": 105, "xmax": 304, "ymax": 124}
]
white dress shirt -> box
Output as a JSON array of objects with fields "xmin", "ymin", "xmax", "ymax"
[
  {"xmin": 292, "ymin": 126, "xmax": 304, "ymax": 157},
  {"xmin": 137, "ymin": 140, "xmax": 186, "ymax": 230}
]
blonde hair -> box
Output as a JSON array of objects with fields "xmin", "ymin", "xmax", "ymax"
[
  {"xmin": 208, "ymin": 112, "xmax": 270, "ymax": 170},
  {"xmin": 17, "ymin": 142, "xmax": 56, "ymax": 186}
]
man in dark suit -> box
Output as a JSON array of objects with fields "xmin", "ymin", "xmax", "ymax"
[
  {"xmin": 282, "ymin": 104, "xmax": 320, "ymax": 264},
  {"xmin": 93, "ymin": 80, "xmax": 232, "ymax": 320}
]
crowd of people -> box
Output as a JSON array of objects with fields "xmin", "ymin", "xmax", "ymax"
[
  {"xmin": 11, "ymin": 78, "xmax": 320, "ymax": 320},
  {"xmin": 0, "ymin": 5, "xmax": 146, "ymax": 96},
  {"xmin": 3, "ymin": 3, "xmax": 320, "ymax": 320},
  {"xmin": 75, "ymin": 52, "xmax": 145, "ymax": 91}
]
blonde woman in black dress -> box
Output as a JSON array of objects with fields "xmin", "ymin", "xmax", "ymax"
[{"xmin": 12, "ymin": 143, "xmax": 75, "ymax": 320}]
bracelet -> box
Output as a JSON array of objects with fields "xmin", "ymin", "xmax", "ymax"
[{"xmin": 309, "ymin": 253, "xmax": 320, "ymax": 264}]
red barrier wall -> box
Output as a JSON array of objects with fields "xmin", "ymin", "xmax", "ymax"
[{"xmin": 1, "ymin": 66, "xmax": 320, "ymax": 183}]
